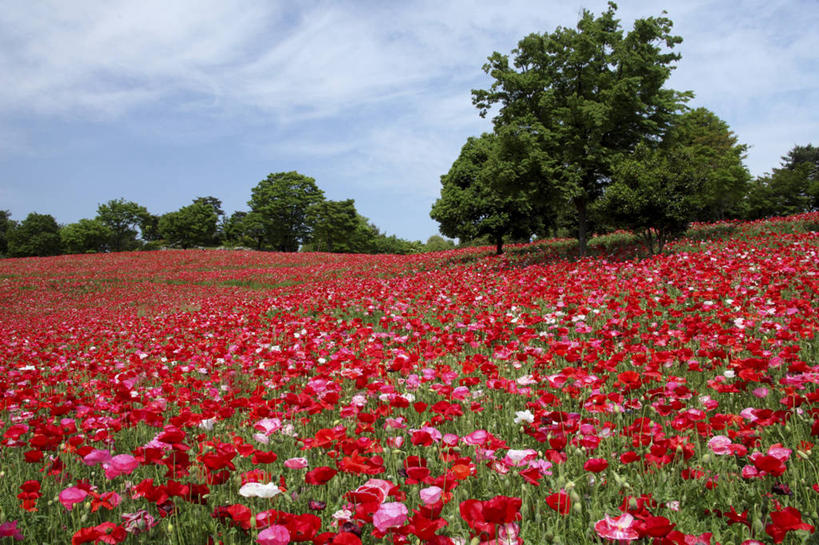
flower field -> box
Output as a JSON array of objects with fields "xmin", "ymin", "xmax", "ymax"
[{"xmin": 1, "ymin": 215, "xmax": 818, "ymax": 545}]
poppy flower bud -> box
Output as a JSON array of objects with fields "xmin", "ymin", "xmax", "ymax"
[
  {"xmin": 701, "ymin": 454, "xmax": 712, "ymax": 464},
  {"xmin": 572, "ymin": 502, "xmax": 582, "ymax": 514},
  {"xmin": 797, "ymin": 450, "xmax": 809, "ymax": 459},
  {"xmin": 469, "ymin": 537, "xmax": 481, "ymax": 545},
  {"xmin": 569, "ymin": 490, "xmax": 581, "ymax": 503},
  {"xmin": 628, "ymin": 497, "xmax": 638, "ymax": 510}
]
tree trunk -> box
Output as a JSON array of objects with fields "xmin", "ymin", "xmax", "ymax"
[
  {"xmin": 576, "ymin": 198, "xmax": 588, "ymax": 258},
  {"xmin": 642, "ymin": 229, "xmax": 655, "ymax": 256},
  {"xmin": 495, "ymin": 234, "xmax": 504, "ymax": 255}
]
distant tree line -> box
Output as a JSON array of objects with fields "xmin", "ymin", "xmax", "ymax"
[
  {"xmin": 0, "ymin": 173, "xmax": 456, "ymax": 258},
  {"xmin": 431, "ymin": 3, "xmax": 818, "ymax": 255}
]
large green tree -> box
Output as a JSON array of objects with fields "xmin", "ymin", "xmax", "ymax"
[
  {"xmin": 665, "ymin": 107, "xmax": 750, "ymax": 220},
  {"xmin": 430, "ymin": 133, "xmax": 540, "ymax": 255},
  {"xmin": 96, "ymin": 198, "xmax": 150, "ymax": 251},
  {"xmin": 598, "ymin": 142, "xmax": 704, "ymax": 254},
  {"xmin": 778, "ymin": 144, "xmax": 819, "ymax": 212},
  {"xmin": 158, "ymin": 200, "xmax": 219, "ymax": 248},
  {"xmin": 306, "ymin": 199, "xmax": 361, "ymax": 253},
  {"xmin": 745, "ymin": 144, "xmax": 819, "ymax": 219},
  {"xmin": 7, "ymin": 212, "xmax": 62, "ymax": 257},
  {"xmin": 472, "ymin": 2, "xmax": 689, "ymax": 255},
  {"xmin": 0, "ymin": 210, "xmax": 14, "ymax": 256},
  {"xmin": 60, "ymin": 218, "xmax": 112, "ymax": 254},
  {"xmin": 249, "ymin": 172, "xmax": 325, "ymax": 252}
]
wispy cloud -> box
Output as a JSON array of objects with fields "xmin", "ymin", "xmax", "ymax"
[{"xmin": 0, "ymin": 0, "xmax": 816, "ymax": 237}]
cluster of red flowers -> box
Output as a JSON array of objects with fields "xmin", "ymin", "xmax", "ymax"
[{"xmin": 0, "ymin": 214, "xmax": 817, "ymax": 543}]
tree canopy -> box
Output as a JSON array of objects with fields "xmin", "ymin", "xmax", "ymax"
[
  {"xmin": 0, "ymin": 210, "xmax": 13, "ymax": 256},
  {"xmin": 430, "ymin": 133, "xmax": 539, "ymax": 254},
  {"xmin": 598, "ymin": 142, "xmax": 703, "ymax": 254},
  {"xmin": 745, "ymin": 143, "xmax": 819, "ymax": 219},
  {"xmin": 61, "ymin": 218, "xmax": 112, "ymax": 254},
  {"xmin": 665, "ymin": 108, "xmax": 750, "ymax": 221},
  {"xmin": 472, "ymin": 2, "xmax": 690, "ymax": 255},
  {"xmin": 248, "ymin": 172, "xmax": 325, "ymax": 252},
  {"xmin": 158, "ymin": 200, "xmax": 220, "ymax": 249},
  {"xmin": 306, "ymin": 199, "xmax": 361, "ymax": 253},
  {"xmin": 96, "ymin": 199, "xmax": 150, "ymax": 252},
  {"xmin": 7, "ymin": 213, "xmax": 62, "ymax": 257}
]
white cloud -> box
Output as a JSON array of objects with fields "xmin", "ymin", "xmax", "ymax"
[{"xmin": 0, "ymin": 0, "xmax": 816, "ymax": 236}]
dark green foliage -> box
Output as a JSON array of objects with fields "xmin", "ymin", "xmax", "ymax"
[
  {"xmin": 0, "ymin": 210, "xmax": 13, "ymax": 256},
  {"xmin": 138, "ymin": 213, "xmax": 162, "ymax": 242},
  {"xmin": 7, "ymin": 212, "xmax": 62, "ymax": 257},
  {"xmin": 248, "ymin": 172, "xmax": 325, "ymax": 252},
  {"xmin": 306, "ymin": 199, "xmax": 361, "ymax": 253},
  {"xmin": 745, "ymin": 144, "xmax": 819, "ymax": 219},
  {"xmin": 425, "ymin": 235, "xmax": 456, "ymax": 252},
  {"xmin": 193, "ymin": 196, "xmax": 224, "ymax": 218},
  {"xmin": 472, "ymin": 2, "xmax": 689, "ymax": 255},
  {"xmin": 782, "ymin": 144, "xmax": 819, "ymax": 179},
  {"xmin": 60, "ymin": 218, "xmax": 112, "ymax": 254},
  {"xmin": 158, "ymin": 201, "xmax": 219, "ymax": 248},
  {"xmin": 666, "ymin": 108, "xmax": 751, "ymax": 220},
  {"xmin": 430, "ymin": 133, "xmax": 540, "ymax": 255},
  {"xmin": 96, "ymin": 198, "xmax": 150, "ymax": 251},
  {"xmin": 598, "ymin": 143, "xmax": 704, "ymax": 254},
  {"xmin": 222, "ymin": 211, "xmax": 267, "ymax": 250}
]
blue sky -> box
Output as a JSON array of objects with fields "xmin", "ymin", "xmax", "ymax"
[{"xmin": 1, "ymin": 0, "xmax": 817, "ymax": 242}]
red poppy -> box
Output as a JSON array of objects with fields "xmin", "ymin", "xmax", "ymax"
[
  {"xmin": 460, "ymin": 496, "xmax": 521, "ymax": 538},
  {"xmin": 305, "ymin": 466, "xmax": 337, "ymax": 485},
  {"xmin": 545, "ymin": 491, "xmax": 571, "ymax": 515},
  {"xmin": 584, "ymin": 458, "xmax": 609, "ymax": 473},
  {"xmin": 766, "ymin": 506, "xmax": 815, "ymax": 544},
  {"xmin": 212, "ymin": 504, "xmax": 252, "ymax": 530}
]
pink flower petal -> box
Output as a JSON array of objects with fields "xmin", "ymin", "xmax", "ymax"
[
  {"xmin": 419, "ymin": 486, "xmax": 442, "ymax": 506},
  {"xmin": 373, "ymin": 502, "xmax": 408, "ymax": 532},
  {"xmin": 257, "ymin": 525, "xmax": 290, "ymax": 545},
  {"xmin": 58, "ymin": 487, "xmax": 88, "ymax": 511},
  {"xmin": 82, "ymin": 449, "xmax": 112, "ymax": 466}
]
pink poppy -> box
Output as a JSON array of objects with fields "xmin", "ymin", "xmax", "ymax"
[
  {"xmin": 708, "ymin": 435, "xmax": 733, "ymax": 455},
  {"xmin": 463, "ymin": 429, "xmax": 489, "ymax": 446},
  {"xmin": 373, "ymin": 502, "xmax": 408, "ymax": 532},
  {"xmin": 257, "ymin": 525, "xmax": 290, "ymax": 545},
  {"xmin": 503, "ymin": 449, "xmax": 537, "ymax": 467},
  {"xmin": 284, "ymin": 457, "xmax": 309, "ymax": 469},
  {"xmin": 59, "ymin": 487, "xmax": 89, "ymax": 511},
  {"xmin": 82, "ymin": 449, "xmax": 112, "ymax": 466},
  {"xmin": 0, "ymin": 520, "xmax": 23, "ymax": 541},
  {"xmin": 104, "ymin": 454, "xmax": 139, "ymax": 479},
  {"xmin": 419, "ymin": 486, "xmax": 443, "ymax": 506},
  {"xmin": 595, "ymin": 513, "xmax": 639, "ymax": 542}
]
